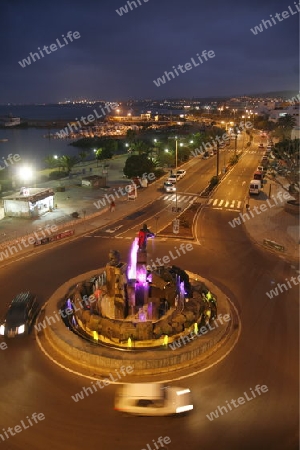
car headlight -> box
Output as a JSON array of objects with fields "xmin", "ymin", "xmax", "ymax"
[
  {"xmin": 0, "ymin": 325, "xmax": 5, "ymax": 336},
  {"xmin": 17, "ymin": 324, "xmax": 25, "ymax": 334},
  {"xmin": 176, "ymin": 405, "xmax": 193, "ymax": 413}
]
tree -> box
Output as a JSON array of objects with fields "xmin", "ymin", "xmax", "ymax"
[
  {"xmin": 131, "ymin": 140, "xmax": 149, "ymax": 155},
  {"xmin": 123, "ymin": 154, "xmax": 156, "ymax": 178},
  {"xmin": 44, "ymin": 155, "xmax": 58, "ymax": 169},
  {"xmin": 95, "ymin": 147, "xmax": 113, "ymax": 160},
  {"xmin": 274, "ymin": 114, "xmax": 296, "ymax": 140},
  {"xmin": 78, "ymin": 150, "xmax": 88, "ymax": 162},
  {"xmin": 126, "ymin": 129, "xmax": 137, "ymax": 144},
  {"xmin": 59, "ymin": 155, "xmax": 79, "ymax": 174}
]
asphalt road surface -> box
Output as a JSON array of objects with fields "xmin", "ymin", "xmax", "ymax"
[{"xmin": 0, "ymin": 137, "xmax": 298, "ymax": 450}]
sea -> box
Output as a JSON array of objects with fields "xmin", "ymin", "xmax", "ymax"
[{"xmin": 0, "ymin": 104, "xmax": 185, "ymax": 170}]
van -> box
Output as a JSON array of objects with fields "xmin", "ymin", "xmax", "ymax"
[{"xmin": 249, "ymin": 179, "xmax": 261, "ymax": 195}]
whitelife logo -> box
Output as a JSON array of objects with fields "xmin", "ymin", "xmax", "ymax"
[
  {"xmin": 206, "ymin": 385, "xmax": 269, "ymax": 421},
  {"xmin": 153, "ymin": 50, "xmax": 215, "ymax": 87},
  {"xmin": 18, "ymin": 31, "xmax": 81, "ymax": 68},
  {"xmin": 0, "ymin": 153, "xmax": 21, "ymax": 171},
  {"xmin": 228, "ymin": 191, "xmax": 291, "ymax": 228},
  {"xmin": 0, "ymin": 412, "xmax": 45, "ymax": 443},
  {"xmin": 116, "ymin": 0, "xmax": 150, "ymax": 17},
  {"xmin": 55, "ymin": 102, "xmax": 118, "ymax": 138},
  {"xmin": 250, "ymin": 3, "xmax": 300, "ymax": 35},
  {"xmin": 0, "ymin": 224, "xmax": 58, "ymax": 262},
  {"xmin": 266, "ymin": 275, "xmax": 300, "ymax": 299},
  {"xmin": 71, "ymin": 366, "xmax": 133, "ymax": 402}
]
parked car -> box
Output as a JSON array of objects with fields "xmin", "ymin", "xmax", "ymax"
[
  {"xmin": 258, "ymin": 143, "xmax": 264, "ymax": 148},
  {"xmin": 176, "ymin": 169, "xmax": 186, "ymax": 179},
  {"xmin": 167, "ymin": 175, "xmax": 177, "ymax": 184},
  {"xmin": 164, "ymin": 181, "xmax": 176, "ymax": 193},
  {"xmin": 0, "ymin": 292, "xmax": 39, "ymax": 338},
  {"xmin": 114, "ymin": 383, "xmax": 193, "ymax": 416}
]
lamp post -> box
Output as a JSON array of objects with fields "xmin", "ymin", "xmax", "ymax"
[
  {"xmin": 175, "ymin": 137, "xmax": 178, "ymax": 212},
  {"xmin": 216, "ymin": 141, "xmax": 220, "ymax": 177}
]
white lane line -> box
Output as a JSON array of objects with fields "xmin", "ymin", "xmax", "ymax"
[{"xmin": 35, "ymin": 297, "xmax": 241, "ymax": 383}]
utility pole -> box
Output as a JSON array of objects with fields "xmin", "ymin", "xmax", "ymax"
[
  {"xmin": 175, "ymin": 138, "xmax": 178, "ymax": 212},
  {"xmin": 234, "ymin": 134, "xmax": 237, "ymax": 156},
  {"xmin": 216, "ymin": 141, "xmax": 220, "ymax": 177}
]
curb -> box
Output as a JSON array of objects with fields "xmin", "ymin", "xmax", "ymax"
[{"xmin": 36, "ymin": 269, "xmax": 240, "ymax": 378}]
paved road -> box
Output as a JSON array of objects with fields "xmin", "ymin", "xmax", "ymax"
[{"xmin": 0, "ymin": 138, "xmax": 298, "ymax": 450}]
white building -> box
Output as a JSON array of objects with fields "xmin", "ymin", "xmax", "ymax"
[
  {"xmin": 269, "ymin": 105, "xmax": 300, "ymax": 127},
  {"xmin": 3, "ymin": 188, "xmax": 54, "ymax": 218}
]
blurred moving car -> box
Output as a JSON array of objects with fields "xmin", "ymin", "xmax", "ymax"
[
  {"xmin": 176, "ymin": 169, "xmax": 186, "ymax": 179},
  {"xmin": 114, "ymin": 383, "xmax": 193, "ymax": 416},
  {"xmin": 164, "ymin": 181, "xmax": 176, "ymax": 193},
  {"xmin": 0, "ymin": 292, "xmax": 39, "ymax": 338}
]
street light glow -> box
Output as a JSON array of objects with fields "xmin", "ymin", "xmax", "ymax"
[{"xmin": 19, "ymin": 166, "xmax": 33, "ymax": 181}]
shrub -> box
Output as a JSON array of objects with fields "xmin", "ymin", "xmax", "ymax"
[{"xmin": 49, "ymin": 170, "xmax": 68, "ymax": 180}]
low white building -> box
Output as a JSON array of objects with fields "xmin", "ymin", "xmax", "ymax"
[
  {"xmin": 3, "ymin": 188, "xmax": 54, "ymax": 218},
  {"xmin": 269, "ymin": 105, "xmax": 300, "ymax": 127}
]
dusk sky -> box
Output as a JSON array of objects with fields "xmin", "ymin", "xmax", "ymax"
[{"xmin": 0, "ymin": 0, "xmax": 299, "ymax": 103}]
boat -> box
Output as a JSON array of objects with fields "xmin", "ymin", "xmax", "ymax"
[{"xmin": 0, "ymin": 115, "xmax": 21, "ymax": 127}]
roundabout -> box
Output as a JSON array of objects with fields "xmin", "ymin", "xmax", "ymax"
[{"xmin": 35, "ymin": 235, "xmax": 241, "ymax": 380}]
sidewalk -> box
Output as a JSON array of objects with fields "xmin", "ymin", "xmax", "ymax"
[
  {"xmin": 243, "ymin": 174, "xmax": 299, "ymax": 262},
  {"xmin": 0, "ymin": 155, "xmax": 298, "ymax": 265}
]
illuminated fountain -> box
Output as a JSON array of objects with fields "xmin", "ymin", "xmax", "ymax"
[{"xmin": 60, "ymin": 225, "xmax": 218, "ymax": 348}]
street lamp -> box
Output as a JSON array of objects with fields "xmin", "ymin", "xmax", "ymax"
[{"xmin": 175, "ymin": 137, "xmax": 178, "ymax": 212}]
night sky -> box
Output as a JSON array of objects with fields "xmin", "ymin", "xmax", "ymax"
[{"xmin": 0, "ymin": 0, "xmax": 299, "ymax": 103}]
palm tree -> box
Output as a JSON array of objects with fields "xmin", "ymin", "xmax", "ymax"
[
  {"xmin": 131, "ymin": 140, "xmax": 148, "ymax": 155},
  {"xmin": 274, "ymin": 114, "xmax": 296, "ymax": 140},
  {"xmin": 44, "ymin": 155, "xmax": 58, "ymax": 169},
  {"xmin": 78, "ymin": 150, "xmax": 88, "ymax": 162},
  {"xmin": 59, "ymin": 155, "xmax": 79, "ymax": 174}
]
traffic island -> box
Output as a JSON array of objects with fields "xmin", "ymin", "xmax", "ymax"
[
  {"xmin": 159, "ymin": 202, "xmax": 200, "ymax": 239},
  {"xmin": 37, "ymin": 263, "xmax": 239, "ymax": 378}
]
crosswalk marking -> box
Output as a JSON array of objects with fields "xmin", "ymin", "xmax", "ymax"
[
  {"xmin": 207, "ymin": 198, "xmax": 243, "ymax": 211},
  {"xmin": 162, "ymin": 194, "xmax": 198, "ymax": 203}
]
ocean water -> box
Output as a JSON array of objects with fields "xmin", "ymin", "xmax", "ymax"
[
  {"xmin": 0, "ymin": 104, "xmax": 186, "ymax": 170},
  {"xmin": 0, "ymin": 128, "xmax": 79, "ymax": 170}
]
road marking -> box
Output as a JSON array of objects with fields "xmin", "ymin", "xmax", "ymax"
[{"xmin": 35, "ymin": 297, "xmax": 241, "ymax": 383}]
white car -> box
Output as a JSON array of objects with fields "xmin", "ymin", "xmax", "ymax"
[
  {"xmin": 114, "ymin": 383, "xmax": 193, "ymax": 416},
  {"xmin": 167, "ymin": 175, "xmax": 177, "ymax": 184},
  {"xmin": 164, "ymin": 181, "xmax": 176, "ymax": 193},
  {"xmin": 176, "ymin": 169, "xmax": 186, "ymax": 179}
]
